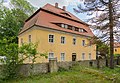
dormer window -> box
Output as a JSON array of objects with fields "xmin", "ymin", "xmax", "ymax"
[
  {"xmin": 72, "ymin": 27, "xmax": 75, "ymax": 31},
  {"xmin": 65, "ymin": 25, "xmax": 68, "ymax": 29},
  {"xmin": 79, "ymin": 29, "xmax": 84, "ymax": 32},
  {"xmin": 61, "ymin": 12, "xmax": 71, "ymax": 17},
  {"xmin": 61, "ymin": 24, "xmax": 64, "ymax": 28}
]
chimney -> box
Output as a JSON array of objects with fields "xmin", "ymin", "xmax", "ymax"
[
  {"xmin": 63, "ymin": 6, "xmax": 66, "ymax": 11},
  {"xmin": 55, "ymin": 3, "xmax": 58, "ymax": 8}
]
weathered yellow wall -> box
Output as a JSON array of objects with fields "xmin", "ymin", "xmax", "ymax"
[
  {"xmin": 114, "ymin": 47, "xmax": 120, "ymax": 54},
  {"xmin": 18, "ymin": 26, "xmax": 96, "ymax": 63}
]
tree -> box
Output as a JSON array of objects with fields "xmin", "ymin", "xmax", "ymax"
[
  {"xmin": 0, "ymin": 0, "xmax": 35, "ymax": 44},
  {"xmin": 0, "ymin": 38, "xmax": 47, "ymax": 80},
  {"xmin": 74, "ymin": 0, "xmax": 120, "ymax": 69},
  {"xmin": 92, "ymin": 36, "xmax": 109, "ymax": 67}
]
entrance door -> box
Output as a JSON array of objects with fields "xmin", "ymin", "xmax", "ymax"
[{"xmin": 72, "ymin": 53, "xmax": 76, "ymax": 61}]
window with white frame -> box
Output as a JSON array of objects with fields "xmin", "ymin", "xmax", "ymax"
[
  {"xmin": 61, "ymin": 24, "xmax": 65, "ymax": 28},
  {"xmin": 79, "ymin": 28, "xmax": 84, "ymax": 32},
  {"xmin": 65, "ymin": 25, "xmax": 68, "ymax": 28},
  {"xmin": 61, "ymin": 53, "xmax": 65, "ymax": 61},
  {"xmin": 73, "ymin": 37, "xmax": 76, "ymax": 45},
  {"xmin": 61, "ymin": 36, "xmax": 65, "ymax": 44},
  {"xmin": 28, "ymin": 35, "xmax": 31, "ymax": 43},
  {"xmin": 89, "ymin": 53, "xmax": 91, "ymax": 60},
  {"xmin": 48, "ymin": 52, "xmax": 54, "ymax": 60},
  {"xmin": 82, "ymin": 53, "xmax": 85, "ymax": 60},
  {"xmin": 82, "ymin": 40, "xmax": 85, "ymax": 46},
  {"xmin": 49, "ymin": 35, "xmax": 54, "ymax": 43}
]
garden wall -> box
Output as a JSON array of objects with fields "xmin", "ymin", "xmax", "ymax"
[{"xmin": 0, "ymin": 59, "xmax": 120, "ymax": 77}]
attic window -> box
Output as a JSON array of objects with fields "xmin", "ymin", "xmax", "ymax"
[
  {"xmin": 79, "ymin": 29, "xmax": 84, "ymax": 32},
  {"xmin": 61, "ymin": 24, "xmax": 65, "ymax": 28},
  {"xmin": 72, "ymin": 27, "xmax": 75, "ymax": 31},
  {"xmin": 61, "ymin": 12, "xmax": 71, "ymax": 17}
]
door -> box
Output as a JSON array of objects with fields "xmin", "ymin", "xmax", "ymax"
[{"xmin": 72, "ymin": 53, "xmax": 76, "ymax": 61}]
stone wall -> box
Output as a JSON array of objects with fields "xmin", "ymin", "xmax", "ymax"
[
  {"xmin": 18, "ymin": 63, "xmax": 49, "ymax": 76},
  {"xmin": 1, "ymin": 59, "xmax": 120, "ymax": 77}
]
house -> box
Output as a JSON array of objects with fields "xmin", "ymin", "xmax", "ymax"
[
  {"xmin": 18, "ymin": 3, "xmax": 96, "ymax": 63},
  {"xmin": 114, "ymin": 42, "xmax": 120, "ymax": 54}
]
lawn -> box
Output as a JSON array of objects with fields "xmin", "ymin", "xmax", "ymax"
[{"xmin": 3, "ymin": 65, "xmax": 120, "ymax": 83}]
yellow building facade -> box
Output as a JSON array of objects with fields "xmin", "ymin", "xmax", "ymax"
[
  {"xmin": 114, "ymin": 43, "xmax": 120, "ymax": 54},
  {"xmin": 18, "ymin": 3, "xmax": 96, "ymax": 63}
]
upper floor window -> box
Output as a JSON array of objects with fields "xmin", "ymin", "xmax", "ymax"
[
  {"xmin": 82, "ymin": 40, "xmax": 85, "ymax": 46},
  {"xmin": 28, "ymin": 35, "xmax": 31, "ymax": 43},
  {"xmin": 49, "ymin": 34, "xmax": 54, "ymax": 43},
  {"xmin": 82, "ymin": 53, "xmax": 85, "ymax": 60},
  {"xmin": 48, "ymin": 52, "xmax": 54, "ymax": 60},
  {"xmin": 73, "ymin": 37, "xmax": 76, "ymax": 45},
  {"xmin": 61, "ymin": 53, "xmax": 65, "ymax": 61},
  {"xmin": 89, "ymin": 53, "xmax": 91, "ymax": 60},
  {"xmin": 115, "ymin": 49, "xmax": 117, "ymax": 52},
  {"xmin": 61, "ymin": 36, "xmax": 65, "ymax": 44}
]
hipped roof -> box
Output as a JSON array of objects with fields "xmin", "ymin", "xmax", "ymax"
[{"xmin": 19, "ymin": 3, "xmax": 94, "ymax": 37}]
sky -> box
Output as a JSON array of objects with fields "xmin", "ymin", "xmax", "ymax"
[
  {"xmin": 2, "ymin": 0, "xmax": 88, "ymax": 22},
  {"xmin": 27, "ymin": 0, "xmax": 88, "ymax": 21}
]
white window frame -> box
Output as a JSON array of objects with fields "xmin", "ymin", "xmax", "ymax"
[
  {"xmin": 28, "ymin": 35, "xmax": 31, "ymax": 43},
  {"xmin": 89, "ymin": 53, "xmax": 91, "ymax": 60},
  {"xmin": 61, "ymin": 36, "xmax": 66, "ymax": 44},
  {"xmin": 65, "ymin": 25, "xmax": 68, "ymax": 29},
  {"xmin": 73, "ymin": 37, "xmax": 76, "ymax": 45},
  {"xmin": 82, "ymin": 40, "xmax": 85, "ymax": 46},
  {"xmin": 61, "ymin": 53, "xmax": 65, "ymax": 61},
  {"xmin": 48, "ymin": 34, "xmax": 54, "ymax": 43},
  {"xmin": 48, "ymin": 52, "xmax": 54, "ymax": 60},
  {"xmin": 82, "ymin": 53, "xmax": 85, "ymax": 60},
  {"xmin": 61, "ymin": 24, "xmax": 65, "ymax": 28}
]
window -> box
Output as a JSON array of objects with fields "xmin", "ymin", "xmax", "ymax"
[
  {"xmin": 61, "ymin": 36, "xmax": 65, "ymax": 44},
  {"xmin": 82, "ymin": 53, "xmax": 85, "ymax": 60},
  {"xmin": 79, "ymin": 29, "xmax": 84, "ymax": 32},
  {"xmin": 21, "ymin": 38, "xmax": 23, "ymax": 44},
  {"xmin": 48, "ymin": 52, "xmax": 54, "ymax": 60},
  {"xmin": 115, "ymin": 49, "xmax": 117, "ymax": 52},
  {"xmin": 72, "ymin": 27, "xmax": 75, "ymax": 31},
  {"xmin": 65, "ymin": 25, "xmax": 68, "ymax": 28},
  {"xmin": 73, "ymin": 37, "xmax": 76, "ymax": 45},
  {"xmin": 28, "ymin": 35, "xmax": 31, "ymax": 43},
  {"xmin": 82, "ymin": 40, "xmax": 85, "ymax": 46},
  {"xmin": 61, "ymin": 53, "xmax": 65, "ymax": 61},
  {"xmin": 61, "ymin": 24, "xmax": 64, "ymax": 28},
  {"xmin": 49, "ymin": 35, "xmax": 54, "ymax": 43},
  {"xmin": 89, "ymin": 53, "xmax": 91, "ymax": 60}
]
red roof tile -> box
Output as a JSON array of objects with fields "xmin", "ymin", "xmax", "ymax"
[
  {"xmin": 114, "ymin": 42, "xmax": 120, "ymax": 48},
  {"xmin": 19, "ymin": 3, "xmax": 94, "ymax": 37}
]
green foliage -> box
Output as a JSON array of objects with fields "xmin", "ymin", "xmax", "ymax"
[{"xmin": 3, "ymin": 66, "xmax": 120, "ymax": 83}]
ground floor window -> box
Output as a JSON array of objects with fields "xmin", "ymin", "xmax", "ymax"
[
  {"xmin": 48, "ymin": 52, "xmax": 54, "ymax": 60},
  {"xmin": 61, "ymin": 53, "xmax": 65, "ymax": 61},
  {"xmin": 82, "ymin": 53, "xmax": 85, "ymax": 60}
]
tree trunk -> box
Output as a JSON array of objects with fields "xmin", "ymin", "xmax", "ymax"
[{"xmin": 109, "ymin": 0, "xmax": 114, "ymax": 69}]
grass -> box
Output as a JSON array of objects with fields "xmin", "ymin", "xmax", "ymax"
[{"xmin": 3, "ymin": 65, "xmax": 120, "ymax": 83}]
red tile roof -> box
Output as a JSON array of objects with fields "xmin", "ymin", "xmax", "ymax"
[
  {"xmin": 114, "ymin": 42, "xmax": 120, "ymax": 48},
  {"xmin": 19, "ymin": 3, "xmax": 94, "ymax": 37}
]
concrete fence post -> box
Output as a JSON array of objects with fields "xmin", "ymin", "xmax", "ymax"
[{"xmin": 49, "ymin": 58, "xmax": 58, "ymax": 73}]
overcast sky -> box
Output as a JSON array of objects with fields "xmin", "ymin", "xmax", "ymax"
[{"xmin": 2, "ymin": 0, "xmax": 88, "ymax": 21}]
